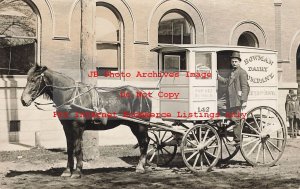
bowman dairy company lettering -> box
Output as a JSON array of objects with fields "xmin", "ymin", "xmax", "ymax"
[
  {"xmin": 244, "ymin": 55, "xmax": 274, "ymax": 66},
  {"xmin": 243, "ymin": 54, "xmax": 276, "ymax": 84}
]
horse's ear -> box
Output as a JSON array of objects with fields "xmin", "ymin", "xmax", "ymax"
[
  {"xmin": 41, "ymin": 66, "xmax": 47, "ymax": 72},
  {"xmin": 33, "ymin": 64, "xmax": 41, "ymax": 70}
]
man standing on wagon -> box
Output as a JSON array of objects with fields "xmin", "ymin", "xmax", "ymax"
[{"xmin": 217, "ymin": 51, "xmax": 250, "ymax": 145}]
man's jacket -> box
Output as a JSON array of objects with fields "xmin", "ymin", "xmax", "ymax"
[
  {"xmin": 218, "ymin": 67, "xmax": 250, "ymax": 108},
  {"xmin": 286, "ymin": 100, "xmax": 300, "ymax": 119}
]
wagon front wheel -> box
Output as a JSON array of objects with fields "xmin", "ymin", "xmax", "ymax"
[
  {"xmin": 181, "ymin": 124, "xmax": 221, "ymax": 173},
  {"xmin": 240, "ymin": 106, "xmax": 287, "ymax": 167},
  {"xmin": 147, "ymin": 130, "xmax": 178, "ymax": 167}
]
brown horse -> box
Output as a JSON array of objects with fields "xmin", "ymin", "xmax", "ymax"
[{"xmin": 21, "ymin": 65, "xmax": 152, "ymax": 178}]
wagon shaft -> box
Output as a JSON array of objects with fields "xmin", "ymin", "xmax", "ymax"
[{"xmin": 114, "ymin": 115, "xmax": 185, "ymax": 134}]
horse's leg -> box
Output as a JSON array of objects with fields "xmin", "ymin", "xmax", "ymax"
[
  {"xmin": 130, "ymin": 123, "xmax": 149, "ymax": 173},
  {"xmin": 70, "ymin": 120, "xmax": 85, "ymax": 178},
  {"xmin": 61, "ymin": 122, "xmax": 74, "ymax": 177}
]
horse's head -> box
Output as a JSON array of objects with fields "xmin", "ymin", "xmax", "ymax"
[{"xmin": 21, "ymin": 65, "xmax": 48, "ymax": 106}]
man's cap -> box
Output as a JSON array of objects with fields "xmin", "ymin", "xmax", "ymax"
[{"xmin": 230, "ymin": 51, "xmax": 241, "ymax": 61}]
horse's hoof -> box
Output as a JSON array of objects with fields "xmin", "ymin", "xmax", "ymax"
[
  {"xmin": 71, "ymin": 170, "xmax": 82, "ymax": 178},
  {"xmin": 61, "ymin": 169, "xmax": 72, "ymax": 177}
]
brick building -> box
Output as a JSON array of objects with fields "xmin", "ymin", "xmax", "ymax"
[{"xmin": 0, "ymin": 0, "xmax": 299, "ymax": 148}]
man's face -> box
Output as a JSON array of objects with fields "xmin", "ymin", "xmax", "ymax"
[{"xmin": 231, "ymin": 58, "xmax": 241, "ymax": 69}]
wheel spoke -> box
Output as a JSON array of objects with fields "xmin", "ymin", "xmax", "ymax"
[
  {"xmin": 149, "ymin": 137, "xmax": 156, "ymax": 143},
  {"xmin": 255, "ymin": 143, "xmax": 262, "ymax": 163},
  {"xmin": 200, "ymin": 154, "xmax": 203, "ymax": 170},
  {"xmin": 223, "ymin": 138, "xmax": 232, "ymax": 156},
  {"xmin": 193, "ymin": 153, "xmax": 200, "ymax": 168},
  {"xmin": 246, "ymin": 140, "xmax": 260, "ymax": 157},
  {"xmin": 163, "ymin": 135, "xmax": 173, "ymax": 143},
  {"xmin": 243, "ymin": 138, "xmax": 260, "ymax": 147},
  {"xmin": 265, "ymin": 110, "xmax": 270, "ymax": 130},
  {"xmin": 186, "ymin": 150, "xmax": 199, "ymax": 162},
  {"xmin": 251, "ymin": 112, "xmax": 261, "ymax": 132},
  {"xmin": 156, "ymin": 149, "xmax": 160, "ymax": 164},
  {"xmin": 204, "ymin": 152, "xmax": 211, "ymax": 165},
  {"xmin": 244, "ymin": 121, "xmax": 260, "ymax": 135},
  {"xmin": 192, "ymin": 130, "xmax": 200, "ymax": 144},
  {"xmin": 203, "ymin": 128, "xmax": 210, "ymax": 143},
  {"xmin": 204, "ymin": 135, "xmax": 217, "ymax": 147},
  {"xmin": 205, "ymin": 150, "xmax": 218, "ymax": 158},
  {"xmin": 149, "ymin": 150, "xmax": 156, "ymax": 162},
  {"xmin": 265, "ymin": 141, "xmax": 275, "ymax": 160},
  {"xmin": 161, "ymin": 131, "xmax": 167, "ymax": 141},
  {"xmin": 262, "ymin": 143, "xmax": 265, "ymax": 164},
  {"xmin": 207, "ymin": 145, "xmax": 219, "ymax": 149},
  {"xmin": 199, "ymin": 126, "xmax": 202, "ymax": 142},
  {"xmin": 162, "ymin": 147, "xmax": 172, "ymax": 155},
  {"xmin": 269, "ymin": 137, "xmax": 285, "ymax": 141},
  {"xmin": 147, "ymin": 147, "xmax": 155, "ymax": 154},
  {"xmin": 260, "ymin": 108, "xmax": 263, "ymax": 129},
  {"xmin": 184, "ymin": 148, "xmax": 199, "ymax": 152},
  {"xmin": 242, "ymin": 133, "xmax": 260, "ymax": 138},
  {"xmin": 266, "ymin": 140, "xmax": 282, "ymax": 152},
  {"xmin": 187, "ymin": 139, "xmax": 198, "ymax": 147}
]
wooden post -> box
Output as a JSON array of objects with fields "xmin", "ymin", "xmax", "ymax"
[{"xmin": 80, "ymin": 0, "xmax": 99, "ymax": 161}]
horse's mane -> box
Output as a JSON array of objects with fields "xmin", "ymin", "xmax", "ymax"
[{"xmin": 42, "ymin": 93, "xmax": 52, "ymax": 100}]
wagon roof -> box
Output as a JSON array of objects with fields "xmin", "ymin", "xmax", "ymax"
[{"xmin": 151, "ymin": 44, "xmax": 277, "ymax": 53}]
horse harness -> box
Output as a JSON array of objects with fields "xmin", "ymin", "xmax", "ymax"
[{"xmin": 33, "ymin": 72, "xmax": 106, "ymax": 123}]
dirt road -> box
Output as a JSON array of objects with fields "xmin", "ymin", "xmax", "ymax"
[{"xmin": 0, "ymin": 139, "xmax": 300, "ymax": 189}]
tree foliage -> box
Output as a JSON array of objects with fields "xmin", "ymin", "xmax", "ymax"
[{"xmin": 0, "ymin": 0, "xmax": 37, "ymax": 47}]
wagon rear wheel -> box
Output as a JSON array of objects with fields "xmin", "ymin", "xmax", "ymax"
[
  {"xmin": 181, "ymin": 124, "xmax": 221, "ymax": 173},
  {"xmin": 147, "ymin": 130, "xmax": 178, "ymax": 167},
  {"xmin": 240, "ymin": 106, "xmax": 287, "ymax": 167}
]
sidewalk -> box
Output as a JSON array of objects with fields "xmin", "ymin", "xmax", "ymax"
[{"xmin": 0, "ymin": 143, "xmax": 32, "ymax": 151}]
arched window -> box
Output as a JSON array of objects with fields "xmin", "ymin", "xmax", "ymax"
[
  {"xmin": 95, "ymin": 4, "xmax": 122, "ymax": 77},
  {"xmin": 237, "ymin": 31, "xmax": 259, "ymax": 47},
  {"xmin": 0, "ymin": 0, "xmax": 38, "ymax": 75},
  {"xmin": 158, "ymin": 12, "xmax": 193, "ymax": 44}
]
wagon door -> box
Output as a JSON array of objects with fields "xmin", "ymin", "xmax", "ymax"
[
  {"xmin": 188, "ymin": 51, "xmax": 217, "ymax": 120},
  {"xmin": 159, "ymin": 50, "xmax": 217, "ymax": 121}
]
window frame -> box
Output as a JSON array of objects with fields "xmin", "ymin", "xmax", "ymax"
[
  {"xmin": 0, "ymin": 0, "xmax": 39, "ymax": 76},
  {"xmin": 158, "ymin": 11, "xmax": 195, "ymax": 45},
  {"xmin": 95, "ymin": 3, "xmax": 123, "ymax": 80},
  {"xmin": 237, "ymin": 31, "xmax": 259, "ymax": 47}
]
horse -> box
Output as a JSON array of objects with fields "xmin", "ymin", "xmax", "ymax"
[{"xmin": 21, "ymin": 65, "xmax": 152, "ymax": 178}]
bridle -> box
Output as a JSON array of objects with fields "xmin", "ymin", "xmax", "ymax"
[{"xmin": 31, "ymin": 71, "xmax": 89, "ymax": 110}]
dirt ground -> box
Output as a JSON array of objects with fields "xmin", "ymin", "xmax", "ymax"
[{"xmin": 0, "ymin": 138, "xmax": 300, "ymax": 189}]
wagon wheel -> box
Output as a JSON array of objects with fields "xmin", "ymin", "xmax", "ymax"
[
  {"xmin": 240, "ymin": 106, "xmax": 287, "ymax": 167},
  {"xmin": 217, "ymin": 124, "xmax": 240, "ymax": 163},
  {"xmin": 147, "ymin": 130, "xmax": 178, "ymax": 167},
  {"xmin": 181, "ymin": 124, "xmax": 221, "ymax": 173}
]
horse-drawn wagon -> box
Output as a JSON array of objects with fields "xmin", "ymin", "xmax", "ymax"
[
  {"xmin": 21, "ymin": 44, "xmax": 287, "ymax": 176},
  {"xmin": 143, "ymin": 45, "xmax": 287, "ymax": 173}
]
